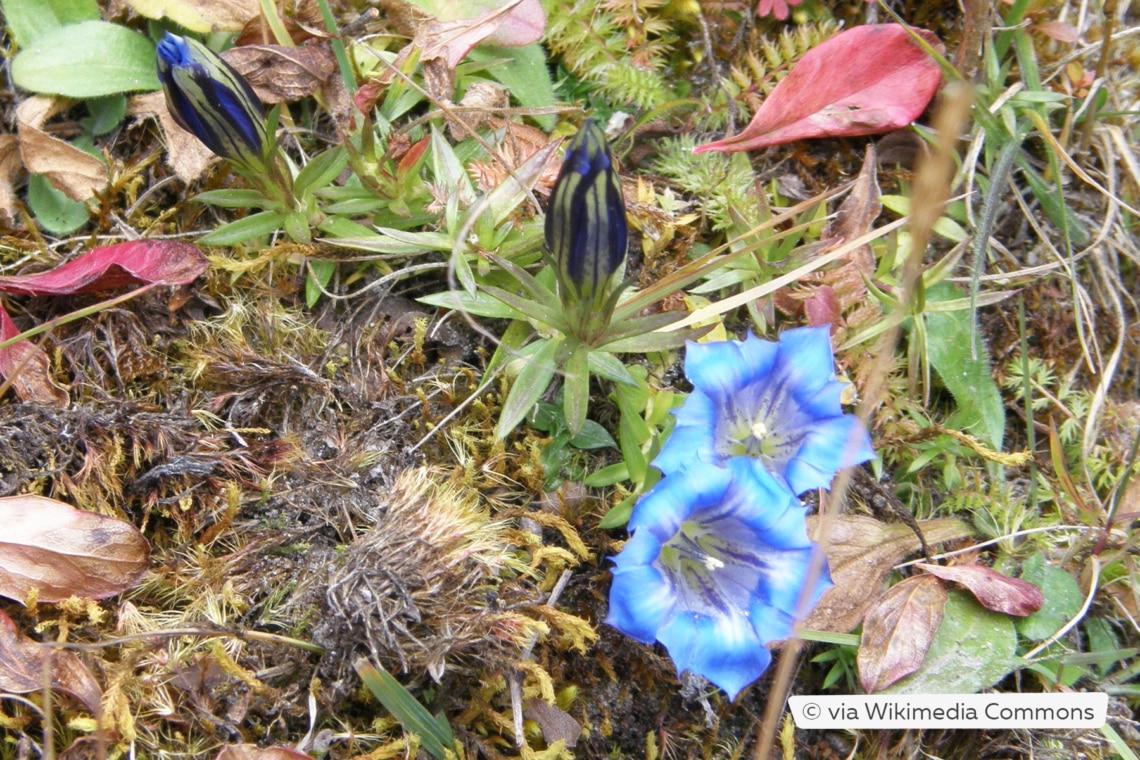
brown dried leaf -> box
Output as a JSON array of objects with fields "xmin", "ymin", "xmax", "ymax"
[
  {"xmin": 126, "ymin": 0, "xmax": 259, "ymax": 33},
  {"xmin": 805, "ymin": 515, "xmax": 973, "ymax": 633},
  {"xmin": 234, "ymin": 0, "xmax": 327, "ymax": 45},
  {"xmin": 857, "ymin": 574, "xmax": 948, "ymax": 693},
  {"xmin": 16, "ymin": 96, "xmax": 107, "ymax": 202},
  {"xmin": 0, "ymin": 608, "xmax": 102, "ymax": 713},
  {"xmin": 823, "ymin": 144, "xmax": 879, "ymax": 312},
  {"xmin": 0, "ymin": 304, "xmax": 69, "ymax": 407},
  {"xmin": 0, "ymin": 135, "xmax": 21, "ymax": 223},
  {"xmin": 0, "ymin": 495, "xmax": 150, "ymax": 604},
  {"xmin": 128, "ymin": 92, "xmax": 216, "ymax": 183},
  {"xmin": 222, "ymin": 42, "xmax": 336, "ymax": 104},
  {"xmin": 916, "ymin": 563, "xmax": 1044, "ymax": 617},
  {"xmin": 215, "ymin": 745, "xmax": 312, "ymax": 760},
  {"xmin": 524, "ymin": 699, "xmax": 582, "ymax": 748}
]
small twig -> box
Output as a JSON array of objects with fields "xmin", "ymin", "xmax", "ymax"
[{"xmin": 510, "ymin": 569, "xmax": 572, "ymax": 747}]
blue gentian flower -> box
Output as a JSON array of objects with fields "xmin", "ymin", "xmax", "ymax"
[
  {"xmin": 156, "ymin": 33, "xmax": 267, "ymax": 169},
  {"xmin": 545, "ymin": 118, "xmax": 627, "ymax": 334},
  {"xmin": 605, "ymin": 458, "xmax": 832, "ymax": 700},
  {"xmin": 654, "ymin": 326, "xmax": 875, "ymax": 495}
]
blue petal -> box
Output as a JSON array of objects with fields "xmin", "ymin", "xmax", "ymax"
[
  {"xmin": 610, "ymin": 525, "xmax": 663, "ymax": 568},
  {"xmin": 771, "ymin": 326, "xmax": 836, "ymax": 402},
  {"xmin": 656, "ymin": 609, "xmax": 772, "ymax": 700},
  {"xmin": 654, "ymin": 392, "xmax": 718, "ymax": 475},
  {"xmin": 628, "ymin": 464, "xmax": 732, "ymax": 541},
  {"xmin": 747, "ymin": 599, "xmax": 800, "ymax": 647},
  {"xmin": 684, "ymin": 335, "xmax": 778, "ymax": 404},
  {"xmin": 606, "ymin": 563, "xmax": 674, "ymax": 643},
  {"xmin": 785, "ymin": 416, "xmax": 875, "ymax": 494},
  {"xmin": 719, "ymin": 459, "xmax": 809, "ymax": 547}
]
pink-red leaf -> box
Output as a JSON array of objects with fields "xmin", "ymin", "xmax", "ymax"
[
  {"xmin": 0, "ymin": 240, "xmax": 208, "ymax": 296},
  {"xmin": 695, "ymin": 24, "xmax": 944, "ymax": 154},
  {"xmin": 916, "ymin": 563, "xmax": 1044, "ymax": 617},
  {"xmin": 0, "ymin": 304, "xmax": 68, "ymax": 407},
  {"xmin": 857, "ymin": 574, "xmax": 948, "ymax": 693}
]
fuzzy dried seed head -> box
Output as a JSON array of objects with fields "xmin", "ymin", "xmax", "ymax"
[{"xmin": 324, "ymin": 467, "xmax": 528, "ymax": 681}]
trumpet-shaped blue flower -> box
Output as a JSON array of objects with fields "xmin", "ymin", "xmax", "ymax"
[
  {"xmin": 156, "ymin": 33, "xmax": 267, "ymax": 169},
  {"xmin": 605, "ymin": 458, "xmax": 831, "ymax": 700},
  {"xmin": 654, "ymin": 326, "xmax": 875, "ymax": 495}
]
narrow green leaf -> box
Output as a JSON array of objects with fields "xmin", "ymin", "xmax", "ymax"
[
  {"xmin": 294, "ymin": 146, "xmax": 349, "ymax": 199},
  {"xmin": 355, "ymin": 660, "xmax": 455, "ymax": 760},
  {"xmin": 496, "ymin": 337, "xmax": 561, "ymax": 438},
  {"xmin": 598, "ymin": 495, "xmax": 636, "ymax": 530},
  {"xmin": 563, "ymin": 343, "xmax": 591, "ymax": 437},
  {"xmin": 587, "ymin": 351, "xmax": 637, "ymax": 386},
  {"xmin": 306, "ymin": 260, "xmax": 336, "ymax": 307},
  {"xmin": 418, "ymin": 290, "xmax": 527, "ymax": 320},
  {"xmin": 480, "ymin": 285, "xmax": 566, "ymax": 330},
  {"xmin": 199, "ymin": 211, "xmax": 286, "ymax": 246},
  {"xmin": 13, "ymin": 21, "xmax": 159, "ymax": 97},
  {"xmin": 330, "ymin": 228, "xmax": 455, "ymax": 254},
  {"xmin": 584, "ymin": 462, "xmax": 630, "ymax": 488},
  {"xmin": 193, "ymin": 189, "xmax": 271, "ymax": 209}
]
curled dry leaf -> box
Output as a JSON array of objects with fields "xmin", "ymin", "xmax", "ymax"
[
  {"xmin": 0, "ymin": 495, "xmax": 150, "ymax": 604},
  {"xmin": 858, "ymin": 574, "xmax": 948, "ymax": 693},
  {"xmin": 916, "ymin": 563, "xmax": 1044, "ymax": 617},
  {"xmin": 695, "ymin": 25, "xmax": 944, "ymax": 154},
  {"xmin": 129, "ymin": 91, "xmax": 216, "ymax": 183},
  {"xmin": 0, "ymin": 607, "xmax": 103, "ymax": 714},
  {"xmin": 126, "ymin": 0, "xmax": 260, "ymax": 34},
  {"xmin": 805, "ymin": 515, "xmax": 974, "ymax": 634},
  {"xmin": 0, "ymin": 304, "xmax": 69, "ymax": 407},
  {"xmin": 222, "ymin": 42, "xmax": 336, "ymax": 104},
  {"xmin": 0, "ymin": 135, "xmax": 21, "ymax": 223},
  {"xmin": 16, "ymin": 96, "xmax": 107, "ymax": 202},
  {"xmin": 0, "ymin": 240, "xmax": 209, "ymax": 296}
]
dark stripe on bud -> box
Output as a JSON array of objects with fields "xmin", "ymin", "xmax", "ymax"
[
  {"xmin": 545, "ymin": 119, "xmax": 627, "ymax": 308},
  {"xmin": 156, "ymin": 33, "xmax": 267, "ymax": 168}
]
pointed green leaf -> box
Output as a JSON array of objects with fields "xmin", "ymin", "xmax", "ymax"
[
  {"xmin": 355, "ymin": 660, "xmax": 455, "ymax": 760},
  {"xmin": 294, "ymin": 146, "xmax": 349, "ymax": 199},
  {"xmin": 198, "ymin": 211, "xmax": 286, "ymax": 246},
  {"xmin": 563, "ymin": 343, "xmax": 591, "ymax": 437},
  {"xmin": 496, "ymin": 336, "xmax": 562, "ymax": 438},
  {"xmin": 418, "ymin": 289, "xmax": 528, "ymax": 320},
  {"xmin": 587, "ymin": 351, "xmax": 637, "ymax": 386}
]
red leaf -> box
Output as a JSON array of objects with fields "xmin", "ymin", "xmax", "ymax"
[
  {"xmin": 695, "ymin": 25, "xmax": 944, "ymax": 154},
  {"xmin": 0, "ymin": 240, "xmax": 208, "ymax": 296},
  {"xmin": 916, "ymin": 563, "xmax": 1044, "ymax": 617}
]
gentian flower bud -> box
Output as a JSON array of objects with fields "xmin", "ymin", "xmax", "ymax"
[
  {"xmin": 156, "ymin": 33, "xmax": 267, "ymax": 169},
  {"xmin": 545, "ymin": 119, "xmax": 627, "ymax": 325}
]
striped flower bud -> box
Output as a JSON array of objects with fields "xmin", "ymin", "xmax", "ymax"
[
  {"xmin": 156, "ymin": 33, "xmax": 267, "ymax": 169},
  {"xmin": 545, "ymin": 119, "xmax": 627, "ymax": 318}
]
